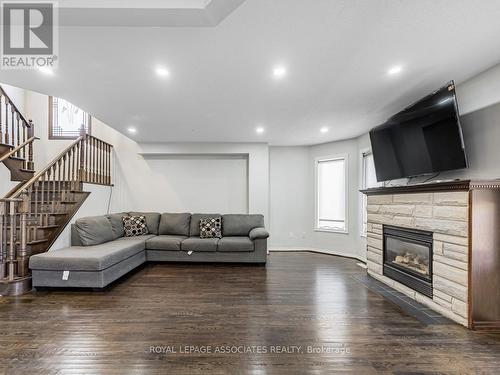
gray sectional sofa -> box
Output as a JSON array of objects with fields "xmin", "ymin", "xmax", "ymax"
[{"xmin": 29, "ymin": 213, "xmax": 269, "ymax": 289}]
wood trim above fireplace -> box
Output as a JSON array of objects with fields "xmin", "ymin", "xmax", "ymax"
[{"xmin": 360, "ymin": 179, "xmax": 500, "ymax": 196}]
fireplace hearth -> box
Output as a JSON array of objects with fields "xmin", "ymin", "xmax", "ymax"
[{"xmin": 383, "ymin": 225, "xmax": 433, "ymax": 298}]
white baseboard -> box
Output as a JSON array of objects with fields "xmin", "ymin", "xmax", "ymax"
[{"xmin": 269, "ymin": 247, "xmax": 366, "ymax": 263}]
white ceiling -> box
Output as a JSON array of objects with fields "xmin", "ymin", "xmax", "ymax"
[
  {"xmin": 2, "ymin": 0, "xmax": 500, "ymax": 145},
  {"xmin": 57, "ymin": 0, "xmax": 246, "ymax": 26}
]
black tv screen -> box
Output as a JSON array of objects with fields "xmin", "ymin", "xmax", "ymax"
[{"xmin": 369, "ymin": 82, "xmax": 467, "ymax": 182}]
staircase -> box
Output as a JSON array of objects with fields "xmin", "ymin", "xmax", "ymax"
[
  {"xmin": 0, "ymin": 87, "xmax": 113, "ymax": 296},
  {"xmin": 0, "ymin": 87, "xmax": 36, "ymax": 182}
]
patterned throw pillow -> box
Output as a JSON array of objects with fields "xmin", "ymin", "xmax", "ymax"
[
  {"xmin": 122, "ymin": 215, "xmax": 149, "ymax": 237},
  {"xmin": 200, "ymin": 217, "xmax": 222, "ymax": 239}
]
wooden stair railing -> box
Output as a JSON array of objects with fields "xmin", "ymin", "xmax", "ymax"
[
  {"xmin": 0, "ymin": 87, "xmax": 36, "ymax": 181},
  {"xmin": 0, "ymin": 130, "xmax": 113, "ymax": 296}
]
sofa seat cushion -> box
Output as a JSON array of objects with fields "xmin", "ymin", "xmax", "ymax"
[
  {"xmin": 181, "ymin": 237, "xmax": 219, "ymax": 252},
  {"xmin": 146, "ymin": 235, "xmax": 187, "ymax": 251},
  {"xmin": 217, "ymin": 237, "xmax": 254, "ymax": 252},
  {"xmin": 29, "ymin": 235, "xmax": 154, "ymax": 271}
]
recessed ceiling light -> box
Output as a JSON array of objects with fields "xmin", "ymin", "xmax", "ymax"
[
  {"xmin": 155, "ymin": 66, "xmax": 170, "ymax": 78},
  {"xmin": 320, "ymin": 127, "xmax": 329, "ymax": 134},
  {"xmin": 127, "ymin": 127, "xmax": 137, "ymax": 134},
  {"xmin": 256, "ymin": 126, "xmax": 265, "ymax": 134},
  {"xmin": 387, "ymin": 65, "xmax": 403, "ymax": 76},
  {"xmin": 272, "ymin": 65, "xmax": 287, "ymax": 79},
  {"xmin": 38, "ymin": 66, "xmax": 54, "ymax": 75}
]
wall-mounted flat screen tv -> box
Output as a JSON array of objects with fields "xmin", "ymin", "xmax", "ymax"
[{"xmin": 369, "ymin": 81, "xmax": 468, "ymax": 182}]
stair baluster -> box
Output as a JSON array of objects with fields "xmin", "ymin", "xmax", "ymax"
[{"xmin": 4, "ymin": 98, "xmax": 9, "ymax": 144}]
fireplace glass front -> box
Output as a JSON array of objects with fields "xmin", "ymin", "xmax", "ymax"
[
  {"xmin": 383, "ymin": 225, "xmax": 433, "ymax": 298},
  {"xmin": 385, "ymin": 237, "xmax": 430, "ymax": 278}
]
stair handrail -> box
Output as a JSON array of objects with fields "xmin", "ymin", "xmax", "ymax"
[
  {"xmin": 8, "ymin": 135, "xmax": 85, "ymax": 199},
  {"xmin": 7, "ymin": 130, "xmax": 114, "ymax": 199},
  {"xmin": 0, "ymin": 86, "xmax": 33, "ymax": 130},
  {"xmin": 0, "ymin": 136, "xmax": 39, "ymax": 163}
]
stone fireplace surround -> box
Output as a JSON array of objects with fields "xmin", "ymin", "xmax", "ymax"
[
  {"xmin": 365, "ymin": 189, "xmax": 469, "ymax": 326},
  {"xmin": 363, "ymin": 180, "xmax": 500, "ymax": 330}
]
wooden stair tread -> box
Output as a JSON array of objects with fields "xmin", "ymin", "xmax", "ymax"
[
  {"xmin": 28, "ymin": 239, "xmax": 49, "ymax": 245},
  {"xmin": 37, "ymin": 225, "xmax": 60, "ymax": 230},
  {"xmin": 7, "ymin": 238, "xmax": 49, "ymax": 245},
  {"xmin": 14, "ymin": 225, "xmax": 59, "ymax": 229},
  {"xmin": 30, "ymin": 201, "xmax": 77, "ymax": 204},
  {"xmin": 19, "ymin": 168, "xmax": 35, "ymax": 173},
  {"xmin": 8, "ymin": 155, "xmax": 26, "ymax": 161}
]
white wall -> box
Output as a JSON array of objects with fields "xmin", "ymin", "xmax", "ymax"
[
  {"xmin": 269, "ymin": 139, "xmax": 367, "ymax": 261},
  {"xmin": 456, "ymin": 63, "xmax": 500, "ymax": 115},
  {"xmin": 138, "ymin": 142, "xmax": 269, "ymax": 218},
  {"xmin": 138, "ymin": 155, "xmax": 248, "ymax": 213},
  {"xmin": 2, "ymin": 84, "xmax": 26, "ymax": 114},
  {"xmin": 269, "ymin": 147, "xmax": 311, "ymax": 249}
]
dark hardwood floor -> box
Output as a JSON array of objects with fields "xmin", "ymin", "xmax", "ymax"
[{"xmin": 1, "ymin": 252, "xmax": 499, "ymax": 374}]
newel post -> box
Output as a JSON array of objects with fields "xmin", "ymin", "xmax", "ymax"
[
  {"xmin": 0, "ymin": 201, "xmax": 6, "ymax": 280},
  {"xmin": 17, "ymin": 191, "xmax": 30, "ymax": 277},
  {"xmin": 27, "ymin": 119, "xmax": 34, "ymax": 170},
  {"xmin": 7, "ymin": 200, "xmax": 16, "ymax": 280}
]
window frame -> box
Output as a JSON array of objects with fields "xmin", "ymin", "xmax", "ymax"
[
  {"xmin": 48, "ymin": 96, "xmax": 92, "ymax": 140},
  {"xmin": 360, "ymin": 148, "xmax": 382, "ymax": 237},
  {"xmin": 314, "ymin": 153, "xmax": 349, "ymax": 234}
]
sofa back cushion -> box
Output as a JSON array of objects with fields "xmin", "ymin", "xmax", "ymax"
[
  {"xmin": 75, "ymin": 215, "xmax": 114, "ymax": 246},
  {"xmin": 159, "ymin": 213, "xmax": 191, "ymax": 236},
  {"xmin": 129, "ymin": 212, "xmax": 160, "ymax": 235},
  {"xmin": 106, "ymin": 212, "xmax": 129, "ymax": 239},
  {"xmin": 222, "ymin": 214, "xmax": 264, "ymax": 237},
  {"xmin": 190, "ymin": 213, "xmax": 221, "ymax": 237}
]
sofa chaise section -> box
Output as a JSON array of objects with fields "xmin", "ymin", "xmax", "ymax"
[{"xmin": 30, "ymin": 236, "xmax": 154, "ymax": 288}]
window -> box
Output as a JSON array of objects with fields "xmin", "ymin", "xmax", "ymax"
[
  {"xmin": 361, "ymin": 151, "xmax": 383, "ymax": 236},
  {"xmin": 315, "ymin": 155, "xmax": 347, "ymax": 232},
  {"xmin": 49, "ymin": 96, "xmax": 91, "ymax": 139}
]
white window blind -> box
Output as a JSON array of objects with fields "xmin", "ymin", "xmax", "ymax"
[{"xmin": 316, "ymin": 157, "xmax": 347, "ymax": 232}]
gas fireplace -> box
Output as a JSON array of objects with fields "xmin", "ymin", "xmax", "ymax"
[{"xmin": 383, "ymin": 225, "xmax": 433, "ymax": 298}]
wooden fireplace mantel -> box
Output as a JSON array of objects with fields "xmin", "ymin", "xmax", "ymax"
[
  {"xmin": 361, "ymin": 179, "xmax": 500, "ymax": 331},
  {"xmin": 360, "ymin": 179, "xmax": 500, "ymax": 196}
]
